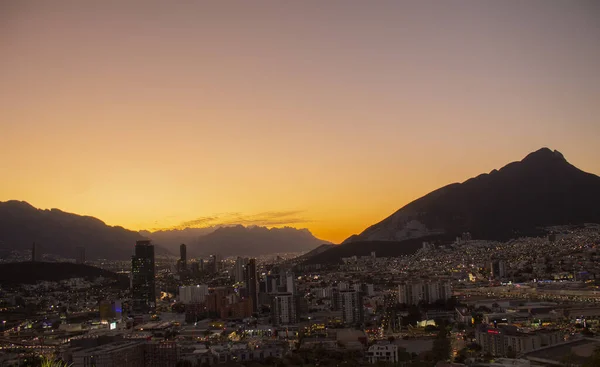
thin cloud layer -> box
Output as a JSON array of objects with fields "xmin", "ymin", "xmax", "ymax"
[{"xmin": 163, "ymin": 210, "xmax": 311, "ymax": 230}]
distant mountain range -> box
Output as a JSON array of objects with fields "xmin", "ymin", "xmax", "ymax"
[
  {"xmin": 0, "ymin": 201, "xmax": 152, "ymax": 260},
  {"xmin": 0, "ymin": 201, "xmax": 328, "ymax": 260},
  {"xmin": 305, "ymin": 148, "xmax": 600, "ymax": 264},
  {"xmin": 145, "ymin": 225, "xmax": 330, "ymax": 258}
]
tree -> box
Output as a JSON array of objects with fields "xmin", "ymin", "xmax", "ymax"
[
  {"xmin": 506, "ymin": 345, "xmax": 517, "ymax": 359},
  {"xmin": 431, "ymin": 329, "xmax": 451, "ymax": 363},
  {"xmin": 40, "ymin": 357, "xmax": 72, "ymax": 367}
]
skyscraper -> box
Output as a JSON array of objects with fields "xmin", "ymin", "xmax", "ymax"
[
  {"xmin": 271, "ymin": 292, "xmax": 297, "ymax": 326},
  {"xmin": 340, "ymin": 290, "xmax": 364, "ymax": 327},
  {"xmin": 76, "ymin": 246, "xmax": 86, "ymax": 264},
  {"xmin": 245, "ymin": 258, "xmax": 258, "ymax": 313},
  {"xmin": 233, "ymin": 257, "xmax": 248, "ymax": 284},
  {"xmin": 31, "ymin": 242, "xmax": 42, "ymax": 262},
  {"xmin": 131, "ymin": 240, "xmax": 156, "ymax": 313},
  {"xmin": 180, "ymin": 244, "xmax": 187, "ymax": 268},
  {"xmin": 177, "ymin": 243, "xmax": 187, "ymax": 275}
]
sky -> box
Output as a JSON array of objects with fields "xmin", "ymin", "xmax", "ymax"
[{"xmin": 1, "ymin": 1, "xmax": 599, "ymax": 243}]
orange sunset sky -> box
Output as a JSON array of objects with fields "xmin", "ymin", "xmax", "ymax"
[{"xmin": 1, "ymin": 1, "xmax": 599, "ymax": 243}]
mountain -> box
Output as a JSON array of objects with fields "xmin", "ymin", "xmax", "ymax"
[
  {"xmin": 0, "ymin": 262, "xmax": 128, "ymax": 286},
  {"xmin": 0, "ymin": 201, "xmax": 157, "ymax": 260},
  {"xmin": 141, "ymin": 227, "xmax": 219, "ymax": 254},
  {"xmin": 345, "ymin": 148, "xmax": 600, "ymax": 243},
  {"xmin": 307, "ymin": 148, "xmax": 600, "ymax": 264},
  {"xmin": 188, "ymin": 225, "xmax": 329, "ymax": 258}
]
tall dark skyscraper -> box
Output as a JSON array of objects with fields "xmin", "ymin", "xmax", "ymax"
[
  {"xmin": 131, "ymin": 240, "xmax": 156, "ymax": 313},
  {"xmin": 31, "ymin": 242, "xmax": 42, "ymax": 262},
  {"xmin": 245, "ymin": 258, "xmax": 258, "ymax": 313},
  {"xmin": 179, "ymin": 244, "xmax": 187, "ymax": 267},
  {"xmin": 76, "ymin": 246, "xmax": 86, "ymax": 264},
  {"xmin": 177, "ymin": 243, "xmax": 187, "ymax": 275}
]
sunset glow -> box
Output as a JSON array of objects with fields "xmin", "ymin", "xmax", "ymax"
[{"xmin": 1, "ymin": 1, "xmax": 599, "ymax": 243}]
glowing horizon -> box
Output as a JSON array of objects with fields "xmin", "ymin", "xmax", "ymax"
[{"xmin": 1, "ymin": 1, "xmax": 599, "ymax": 243}]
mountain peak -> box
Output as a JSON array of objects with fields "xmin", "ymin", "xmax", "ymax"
[
  {"xmin": 522, "ymin": 147, "xmax": 566, "ymax": 164},
  {"xmin": 343, "ymin": 147, "xmax": 600, "ymax": 245}
]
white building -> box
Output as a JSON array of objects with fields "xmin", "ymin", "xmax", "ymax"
[
  {"xmin": 285, "ymin": 271, "xmax": 296, "ymax": 295},
  {"xmin": 340, "ymin": 290, "xmax": 364, "ymax": 326},
  {"xmin": 178, "ymin": 285, "xmax": 209, "ymax": 304},
  {"xmin": 398, "ymin": 280, "xmax": 451, "ymax": 305},
  {"xmin": 367, "ymin": 343, "xmax": 398, "ymax": 364}
]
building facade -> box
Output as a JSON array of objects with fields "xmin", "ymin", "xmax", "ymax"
[{"xmin": 131, "ymin": 240, "xmax": 156, "ymax": 313}]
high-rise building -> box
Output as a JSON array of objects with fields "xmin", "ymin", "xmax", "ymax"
[
  {"xmin": 31, "ymin": 242, "xmax": 42, "ymax": 262},
  {"xmin": 490, "ymin": 259, "xmax": 507, "ymax": 279},
  {"xmin": 190, "ymin": 262, "xmax": 200, "ymax": 277},
  {"xmin": 245, "ymin": 258, "xmax": 258, "ymax": 312},
  {"xmin": 285, "ymin": 271, "xmax": 296, "ymax": 295},
  {"xmin": 398, "ymin": 280, "xmax": 451, "ymax": 305},
  {"xmin": 233, "ymin": 257, "xmax": 249, "ymax": 284},
  {"xmin": 178, "ymin": 244, "xmax": 187, "ymax": 272},
  {"xmin": 131, "ymin": 240, "xmax": 156, "ymax": 313},
  {"xmin": 271, "ymin": 293, "xmax": 297, "ymax": 326},
  {"xmin": 340, "ymin": 290, "xmax": 364, "ymax": 326},
  {"xmin": 76, "ymin": 246, "xmax": 86, "ymax": 264},
  {"xmin": 208, "ymin": 254, "xmax": 221, "ymax": 273},
  {"xmin": 178, "ymin": 285, "xmax": 209, "ymax": 304}
]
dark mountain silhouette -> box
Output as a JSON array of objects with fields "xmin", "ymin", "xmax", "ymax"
[
  {"xmin": 306, "ymin": 148, "xmax": 600, "ymax": 264},
  {"xmin": 188, "ymin": 225, "xmax": 329, "ymax": 258},
  {"xmin": 0, "ymin": 262, "xmax": 127, "ymax": 286},
  {"xmin": 0, "ymin": 201, "xmax": 165, "ymax": 260},
  {"xmin": 141, "ymin": 227, "xmax": 219, "ymax": 254}
]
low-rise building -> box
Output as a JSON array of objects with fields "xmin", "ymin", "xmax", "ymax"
[{"xmin": 367, "ymin": 343, "xmax": 398, "ymax": 364}]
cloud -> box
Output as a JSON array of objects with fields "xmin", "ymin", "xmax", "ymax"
[{"xmin": 162, "ymin": 210, "xmax": 311, "ymax": 230}]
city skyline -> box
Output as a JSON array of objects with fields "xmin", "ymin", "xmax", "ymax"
[{"xmin": 2, "ymin": 1, "xmax": 600, "ymax": 243}]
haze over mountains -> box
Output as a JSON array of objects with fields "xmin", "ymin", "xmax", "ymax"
[
  {"xmin": 0, "ymin": 201, "xmax": 328, "ymax": 260},
  {"xmin": 306, "ymin": 148, "xmax": 600, "ymax": 264},
  {"xmin": 144, "ymin": 226, "xmax": 329, "ymax": 258}
]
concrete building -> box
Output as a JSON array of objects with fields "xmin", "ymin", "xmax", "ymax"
[
  {"xmin": 272, "ymin": 292, "xmax": 297, "ymax": 326},
  {"xmin": 340, "ymin": 290, "xmax": 364, "ymax": 326},
  {"xmin": 245, "ymin": 259, "xmax": 258, "ymax": 312},
  {"xmin": 367, "ymin": 343, "xmax": 398, "ymax": 364},
  {"xmin": 398, "ymin": 280, "xmax": 451, "ymax": 305},
  {"xmin": 476, "ymin": 325, "xmax": 563, "ymax": 356},
  {"xmin": 131, "ymin": 240, "xmax": 156, "ymax": 313},
  {"xmin": 178, "ymin": 285, "xmax": 209, "ymax": 304},
  {"xmin": 233, "ymin": 257, "xmax": 249, "ymax": 284}
]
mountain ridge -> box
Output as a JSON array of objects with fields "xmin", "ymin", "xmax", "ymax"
[
  {"xmin": 343, "ymin": 147, "xmax": 600, "ymax": 244},
  {"xmin": 304, "ymin": 148, "xmax": 600, "ymax": 265},
  {"xmin": 0, "ymin": 201, "xmax": 328, "ymax": 260}
]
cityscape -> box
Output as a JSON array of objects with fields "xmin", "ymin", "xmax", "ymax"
[{"xmin": 2, "ymin": 1, "xmax": 600, "ymax": 367}]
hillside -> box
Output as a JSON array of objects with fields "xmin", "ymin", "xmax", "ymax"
[
  {"xmin": 308, "ymin": 148, "xmax": 600, "ymax": 264},
  {"xmin": 345, "ymin": 148, "xmax": 600, "ymax": 243},
  {"xmin": 188, "ymin": 225, "xmax": 329, "ymax": 257},
  {"xmin": 0, "ymin": 201, "xmax": 153, "ymax": 260},
  {"xmin": 0, "ymin": 262, "xmax": 127, "ymax": 285}
]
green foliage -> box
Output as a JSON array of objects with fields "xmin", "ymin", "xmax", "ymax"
[{"xmin": 40, "ymin": 357, "xmax": 72, "ymax": 367}]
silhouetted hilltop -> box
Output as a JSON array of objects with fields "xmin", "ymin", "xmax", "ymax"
[
  {"xmin": 0, "ymin": 201, "xmax": 156, "ymax": 260},
  {"xmin": 308, "ymin": 148, "xmax": 600, "ymax": 264},
  {"xmin": 0, "ymin": 262, "xmax": 127, "ymax": 285},
  {"xmin": 345, "ymin": 148, "xmax": 600, "ymax": 242}
]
